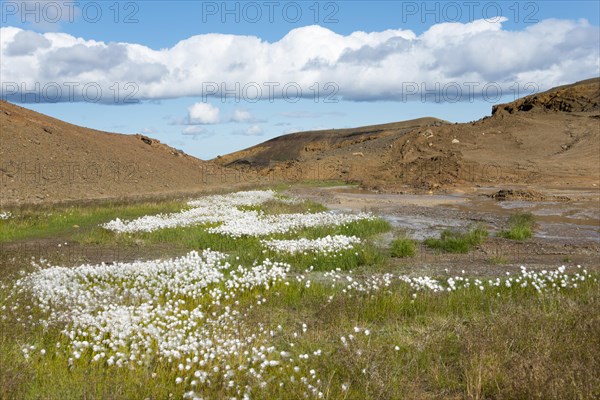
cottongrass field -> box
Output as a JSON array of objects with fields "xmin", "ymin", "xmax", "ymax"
[{"xmin": 1, "ymin": 190, "xmax": 599, "ymax": 399}]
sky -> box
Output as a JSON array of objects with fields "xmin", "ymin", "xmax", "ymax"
[{"xmin": 1, "ymin": 0, "xmax": 599, "ymax": 159}]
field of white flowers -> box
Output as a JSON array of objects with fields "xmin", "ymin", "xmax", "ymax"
[
  {"xmin": 1, "ymin": 190, "xmax": 598, "ymax": 399},
  {"xmin": 102, "ymin": 190, "xmax": 373, "ymax": 238}
]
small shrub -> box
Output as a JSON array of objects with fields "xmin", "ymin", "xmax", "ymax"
[
  {"xmin": 500, "ymin": 212, "xmax": 534, "ymax": 240},
  {"xmin": 390, "ymin": 237, "xmax": 416, "ymax": 258},
  {"xmin": 424, "ymin": 225, "xmax": 488, "ymax": 253}
]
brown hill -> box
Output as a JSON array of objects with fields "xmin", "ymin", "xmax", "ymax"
[
  {"xmin": 218, "ymin": 117, "xmax": 449, "ymax": 166},
  {"xmin": 0, "ymin": 101, "xmax": 216, "ymax": 205},
  {"xmin": 216, "ymin": 78, "xmax": 600, "ymax": 191},
  {"xmin": 492, "ymin": 78, "xmax": 600, "ymax": 115},
  {"xmin": 1, "ymin": 78, "xmax": 598, "ymax": 205}
]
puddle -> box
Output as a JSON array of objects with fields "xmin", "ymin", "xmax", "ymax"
[
  {"xmin": 382, "ymin": 214, "xmax": 464, "ymax": 240},
  {"xmin": 454, "ymin": 196, "xmax": 600, "ymax": 243},
  {"xmin": 313, "ymin": 186, "xmax": 599, "ymax": 244},
  {"xmin": 536, "ymin": 222, "xmax": 600, "ymax": 242},
  {"xmin": 497, "ymin": 201, "xmax": 538, "ymax": 210}
]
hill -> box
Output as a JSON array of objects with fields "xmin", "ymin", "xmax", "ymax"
[
  {"xmin": 1, "ymin": 78, "xmax": 598, "ymax": 205},
  {"xmin": 215, "ymin": 78, "xmax": 600, "ymax": 191},
  {"xmin": 0, "ymin": 101, "xmax": 214, "ymax": 205}
]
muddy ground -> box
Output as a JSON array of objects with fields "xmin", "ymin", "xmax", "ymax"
[
  {"xmin": 1, "ymin": 185, "xmax": 598, "ymax": 279},
  {"xmin": 287, "ymin": 185, "xmax": 600, "ymax": 276}
]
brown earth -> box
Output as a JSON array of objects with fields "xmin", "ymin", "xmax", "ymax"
[
  {"xmin": 0, "ymin": 101, "xmax": 225, "ymax": 206},
  {"xmin": 1, "ymin": 78, "xmax": 599, "ymax": 206},
  {"xmin": 216, "ymin": 78, "xmax": 600, "ymax": 193}
]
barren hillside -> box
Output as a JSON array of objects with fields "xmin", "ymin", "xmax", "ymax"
[
  {"xmin": 0, "ymin": 101, "xmax": 214, "ymax": 205},
  {"xmin": 216, "ymin": 78, "xmax": 600, "ymax": 191},
  {"xmin": 1, "ymin": 79, "xmax": 598, "ymax": 205}
]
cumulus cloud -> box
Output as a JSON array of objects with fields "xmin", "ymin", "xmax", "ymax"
[
  {"xmin": 245, "ymin": 125, "xmax": 263, "ymax": 135},
  {"xmin": 4, "ymin": 30, "xmax": 51, "ymax": 56},
  {"xmin": 1, "ymin": 18, "xmax": 598, "ymax": 103},
  {"xmin": 181, "ymin": 126, "xmax": 212, "ymax": 138},
  {"xmin": 42, "ymin": 43, "xmax": 128, "ymax": 77},
  {"xmin": 232, "ymin": 124, "xmax": 264, "ymax": 136},
  {"xmin": 231, "ymin": 109, "xmax": 255, "ymax": 122},
  {"xmin": 188, "ymin": 103, "xmax": 220, "ymax": 124}
]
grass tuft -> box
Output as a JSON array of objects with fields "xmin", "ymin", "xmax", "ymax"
[
  {"xmin": 390, "ymin": 237, "xmax": 416, "ymax": 258},
  {"xmin": 424, "ymin": 225, "xmax": 488, "ymax": 253},
  {"xmin": 500, "ymin": 212, "xmax": 535, "ymax": 241}
]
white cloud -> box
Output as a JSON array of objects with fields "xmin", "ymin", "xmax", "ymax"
[
  {"xmin": 232, "ymin": 124, "xmax": 264, "ymax": 136},
  {"xmin": 5, "ymin": 30, "xmax": 51, "ymax": 56},
  {"xmin": 1, "ymin": 19, "xmax": 598, "ymax": 104},
  {"xmin": 231, "ymin": 109, "xmax": 254, "ymax": 122},
  {"xmin": 181, "ymin": 126, "xmax": 211, "ymax": 138},
  {"xmin": 188, "ymin": 103, "xmax": 220, "ymax": 124},
  {"xmin": 245, "ymin": 125, "xmax": 263, "ymax": 135},
  {"xmin": 141, "ymin": 127, "xmax": 156, "ymax": 134}
]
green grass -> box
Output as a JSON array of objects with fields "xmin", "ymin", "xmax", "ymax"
[
  {"xmin": 0, "ymin": 200, "xmax": 187, "ymax": 243},
  {"xmin": 424, "ymin": 225, "xmax": 489, "ymax": 253},
  {"xmin": 244, "ymin": 277, "xmax": 600, "ymax": 399},
  {"xmin": 4, "ymin": 273, "xmax": 597, "ymax": 399},
  {"xmin": 67, "ymin": 193, "xmax": 391, "ymax": 273},
  {"xmin": 270, "ymin": 243, "xmax": 385, "ymax": 272},
  {"xmin": 293, "ymin": 218, "xmax": 391, "ymax": 240},
  {"xmin": 77, "ymin": 217, "xmax": 391, "ymax": 272},
  {"xmin": 500, "ymin": 212, "xmax": 535, "ymax": 241},
  {"xmin": 390, "ymin": 237, "xmax": 416, "ymax": 258},
  {"xmin": 0, "ymin": 191, "xmax": 597, "ymax": 399}
]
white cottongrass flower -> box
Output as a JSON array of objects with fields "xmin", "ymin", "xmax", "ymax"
[
  {"xmin": 15, "ymin": 250, "xmax": 290, "ymax": 373},
  {"xmin": 102, "ymin": 190, "xmax": 375, "ymax": 237},
  {"xmin": 262, "ymin": 235, "xmax": 361, "ymax": 255},
  {"xmin": 102, "ymin": 190, "xmax": 279, "ymax": 233}
]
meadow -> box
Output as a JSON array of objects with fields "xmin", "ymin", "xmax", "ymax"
[{"xmin": 1, "ymin": 190, "xmax": 598, "ymax": 399}]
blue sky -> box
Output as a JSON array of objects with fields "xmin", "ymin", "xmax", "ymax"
[{"xmin": 1, "ymin": 1, "xmax": 599, "ymax": 159}]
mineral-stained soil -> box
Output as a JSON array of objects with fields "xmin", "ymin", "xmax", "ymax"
[{"xmin": 215, "ymin": 78, "xmax": 600, "ymax": 193}]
